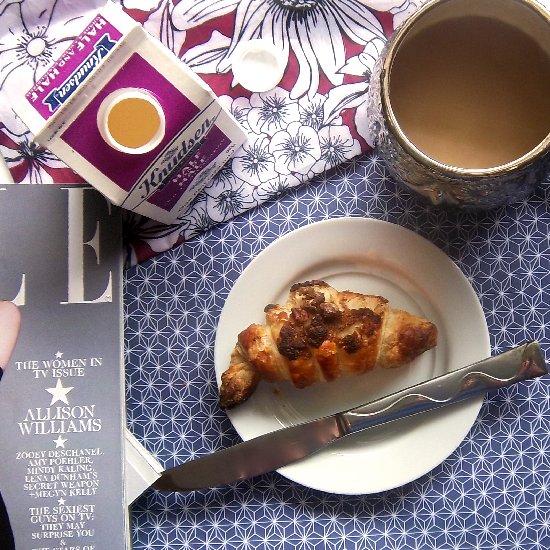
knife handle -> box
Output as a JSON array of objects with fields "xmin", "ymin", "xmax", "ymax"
[{"xmin": 340, "ymin": 341, "xmax": 547, "ymax": 435}]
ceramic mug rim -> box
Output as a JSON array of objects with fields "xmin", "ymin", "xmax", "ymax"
[{"xmin": 381, "ymin": 0, "xmax": 550, "ymax": 178}]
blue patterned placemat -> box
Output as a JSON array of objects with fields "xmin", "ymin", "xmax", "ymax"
[{"xmin": 124, "ymin": 152, "xmax": 550, "ymax": 549}]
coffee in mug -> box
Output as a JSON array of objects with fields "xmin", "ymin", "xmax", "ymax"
[{"xmin": 367, "ymin": 0, "xmax": 550, "ymax": 208}]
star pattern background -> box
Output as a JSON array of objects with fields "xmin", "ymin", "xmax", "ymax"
[{"xmin": 125, "ymin": 152, "xmax": 550, "ymax": 549}]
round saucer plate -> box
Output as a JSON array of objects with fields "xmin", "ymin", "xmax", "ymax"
[{"xmin": 214, "ymin": 218, "xmax": 490, "ymax": 494}]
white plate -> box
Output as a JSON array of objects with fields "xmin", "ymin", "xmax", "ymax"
[{"xmin": 214, "ymin": 218, "xmax": 490, "ymax": 494}]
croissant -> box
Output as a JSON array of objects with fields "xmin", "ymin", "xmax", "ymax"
[{"xmin": 219, "ymin": 280, "xmax": 438, "ymax": 408}]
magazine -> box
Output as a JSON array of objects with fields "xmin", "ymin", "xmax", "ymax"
[{"xmin": 0, "ymin": 185, "xmax": 129, "ymax": 549}]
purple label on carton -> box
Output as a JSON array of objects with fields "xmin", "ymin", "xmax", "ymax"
[
  {"xmin": 61, "ymin": 53, "xmax": 233, "ymax": 213},
  {"xmin": 135, "ymin": 121, "xmax": 231, "ymax": 211},
  {"xmin": 25, "ymin": 15, "xmax": 122, "ymax": 120},
  {"xmin": 122, "ymin": 100, "xmax": 232, "ymax": 212}
]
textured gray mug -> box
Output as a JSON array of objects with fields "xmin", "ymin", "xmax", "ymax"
[{"xmin": 367, "ymin": 0, "xmax": 550, "ymax": 208}]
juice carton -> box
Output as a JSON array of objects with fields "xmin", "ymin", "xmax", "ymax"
[{"xmin": 13, "ymin": 1, "xmax": 247, "ymax": 224}]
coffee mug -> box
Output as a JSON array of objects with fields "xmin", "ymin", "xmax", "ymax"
[{"xmin": 366, "ymin": 0, "xmax": 550, "ymax": 208}]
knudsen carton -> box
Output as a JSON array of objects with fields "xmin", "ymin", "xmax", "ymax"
[{"xmin": 14, "ymin": 1, "xmax": 246, "ymax": 224}]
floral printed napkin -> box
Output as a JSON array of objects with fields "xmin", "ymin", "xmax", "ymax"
[{"xmin": 0, "ymin": 0, "xmax": 437, "ymax": 262}]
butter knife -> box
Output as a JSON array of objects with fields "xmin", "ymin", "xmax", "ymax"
[{"xmin": 153, "ymin": 341, "xmax": 547, "ymax": 492}]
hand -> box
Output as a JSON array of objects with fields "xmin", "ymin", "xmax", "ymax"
[{"xmin": 0, "ymin": 301, "xmax": 21, "ymax": 371}]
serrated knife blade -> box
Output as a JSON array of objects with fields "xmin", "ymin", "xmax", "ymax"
[{"xmin": 153, "ymin": 341, "xmax": 547, "ymax": 492}]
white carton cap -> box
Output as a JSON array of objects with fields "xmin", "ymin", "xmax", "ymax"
[{"xmin": 231, "ymin": 39, "xmax": 286, "ymax": 93}]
